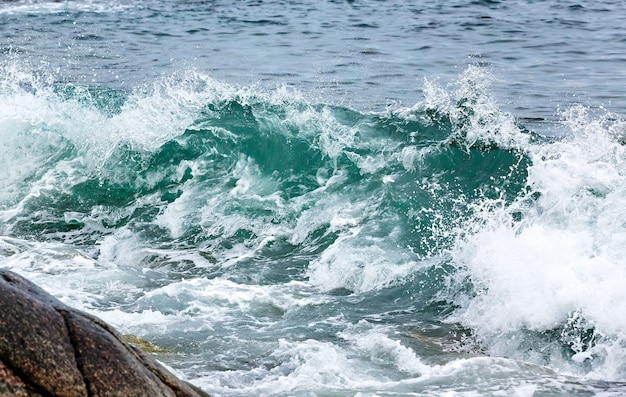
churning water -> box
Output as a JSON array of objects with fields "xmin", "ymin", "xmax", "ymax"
[{"xmin": 2, "ymin": 1, "xmax": 626, "ymax": 395}]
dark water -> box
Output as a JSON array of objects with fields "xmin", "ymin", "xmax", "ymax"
[
  {"xmin": 1, "ymin": 1, "xmax": 626, "ymax": 396},
  {"xmin": 4, "ymin": 0, "xmax": 626, "ymax": 116}
]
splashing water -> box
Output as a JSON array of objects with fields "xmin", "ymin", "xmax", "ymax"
[{"xmin": 1, "ymin": 59, "xmax": 626, "ymax": 396}]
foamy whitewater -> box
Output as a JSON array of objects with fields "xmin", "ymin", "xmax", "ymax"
[{"xmin": 2, "ymin": 1, "xmax": 626, "ymax": 396}]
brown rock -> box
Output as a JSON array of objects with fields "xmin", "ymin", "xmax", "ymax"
[
  {"xmin": 0, "ymin": 359, "xmax": 45, "ymax": 397},
  {"xmin": 0, "ymin": 269, "xmax": 208, "ymax": 397},
  {"xmin": 0, "ymin": 271, "xmax": 87, "ymax": 397}
]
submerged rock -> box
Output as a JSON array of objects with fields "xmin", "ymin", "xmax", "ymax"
[
  {"xmin": 122, "ymin": 334, "xmax": 172, "ymax": 354},
  {"xmin": 0, "ymin": 269, "xmax": 208, "ymax": 397}
]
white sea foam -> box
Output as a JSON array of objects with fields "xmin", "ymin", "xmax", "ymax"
[
  {"xmin": 449, "ymin": 103, "xmax": 626, "ymax": 380},
  {"xmin": 0, "ymin": 0, "xmax": 135, "ymax": 16},
  {"xmin": 0, "ymin": 237, "xmax": 140, "ymax": 311},
  {"xmin": 0, "ymin": 64, "xmax": 281, "ymax": 170},
  {"xmin": 193, "ymin": 327, "xmax": 585, "ymax": 396},
  {"xmin": 307, "ymin": 227, "xmax": 420, "ymax": 293},
  {"xmin": 399, "ymin": 65, "xmax": 530, "ymax": 151}
]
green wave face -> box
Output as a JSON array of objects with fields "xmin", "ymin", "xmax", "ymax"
[
  {"xmin": 3, "ymin": 76, "xmax": 532, "ymax": 274},
  {"xmin": 13, "ymin": 69, "xmax": 626, "ymax": 394}
]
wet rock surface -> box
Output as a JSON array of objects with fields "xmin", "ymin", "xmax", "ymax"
[{"xmin": 0, "ymin": 269, "xmax": 207, "ymax": 397}]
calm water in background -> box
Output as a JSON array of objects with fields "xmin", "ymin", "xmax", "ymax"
[
  {"xmin": 3, "ymin": 0, "xmax": 626, "ymax": 116},
  {"xmin": 2, "ymin": 1, "xmax": 626, "ymax": 396}
]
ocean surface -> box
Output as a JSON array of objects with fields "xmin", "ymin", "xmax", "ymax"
[{"xmin": 1, "ymin": 0, "xmax": 626, "ymax": 395}]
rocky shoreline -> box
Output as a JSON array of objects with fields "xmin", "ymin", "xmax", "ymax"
[{"xmin": 0, "ymin": 269, "xmax": 207, "ymax": 397}]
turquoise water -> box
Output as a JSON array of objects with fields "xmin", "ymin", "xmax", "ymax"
[{"xmin": 2, "ymin": 1, "xmax": 626, "ymax": 396}]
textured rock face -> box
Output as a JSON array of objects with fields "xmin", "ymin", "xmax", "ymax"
[{"xmin": 0, "ymin": 269, "xmax": 207, "ymax": 397}]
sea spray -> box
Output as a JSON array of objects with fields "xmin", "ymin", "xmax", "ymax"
[
  {"xmin": 1, "ymin": 59, "xmax": 626, "ymax": 396},
  {"xmin": 448, "ymin": 101, "xmax": 626, "ymax": 381}
]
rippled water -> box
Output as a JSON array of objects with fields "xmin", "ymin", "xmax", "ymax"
[
  {"xmin": 2, "ymin": 1, "xmax": 626, "ymax": 396},
  {"xmin": 3, "ymin": 0, "xmax": 626, "ymax": 115}
]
